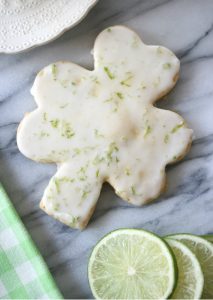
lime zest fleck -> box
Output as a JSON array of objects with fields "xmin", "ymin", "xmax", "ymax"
[
  {"xmin": 96, "ymin": 169, "xmax": 100, "ymax": 178},
  {"xmin": 39, "ymin": 131, "xmax": 49, "ymax": 138},
  {"xmin": 107, "ymin": 28, "xmax": 112, "ymax": 32},
  {"xmin": 60, "ymin": 103, "xmax": 69, "ymax": 109},
  {"xmin": 53, "ymin": 177, "xmax": 75, "ymax": 194},
  {"xmin": 163, "ymin": 63, "xmax": 172, "ymax": 69},
  {"xmin": 50, "ymin": 119, "xmax": 59, "ymax": 128},
  {"xmin": 125, "ymin": 168, "xmax": 131, "ymax": 176},
  {"xmin": 104, "ymin": 97, "xmax": 113, "ymax": 103},
  {"xmin": 120, "ymin": 81, "xmax": 130, "ymax": 87},
  {"xmin": 90, "ymin": 75, "xmax": 100, "ymax": 84},
  {"xmin": 116, "ymin": 92, "xmax": 124, "ymax": 99},
  {"xmin": 52, "ymin": 64, "xmax": 57, "ymax": 80},
  {"xmin": 94, "ymin": 129, "xmax": 104, "ymax": 138},
  {"xmin": 73, "ymin": 148, "xmax": 81, "ymax": 155},
  {"xmin": 106, "ymin": 142, "xmax": 119, "ymax": 164},
  {"xmin": 157, "ymin": 46, "xmax": 163, "ymax": 54},
  {"xmin": 81, "ymin": 188, "xmax": 91, "ymax": 200},
  {"xmin": 141, "ymin": 83, "xmax": 147, "ymax": 89},
  {"xmin": 43, "ymin": 112, "xmax": 47, "ymax": 121},
  {"xmin": 93, "ymin": 155, "xmax": 105, "ymax": 165},
  {"xmin": 53, "ymin": 203, "xmax": 60, "ymax": 211},
  {"xmin": 54, "ymin": 178, "xmax": 60, "ymax": 194},
  {"xmin": 70, "ymin": 216, "xmax": 80, "ymax": 227},
  {"xmin": 132, "ymin": 35, "xmax": 139, "ymax": 48},
  {"xmin": 104, "ymin": 94, "xmax": 123, "ymax": 112},
  {"xmin": 171, "ymin": 122, "xmax": 184, "ymax": 133},
  {"xmin": 122, "ymin": 136, "xmax": 128, "ymax": 142},
  {"xmin": 61, "ymin": 121, "xmax": 75, "ymax": 139},
  {"xmin": 153, "ymin": 76, "xmax": 161, "ymax": 87},
  {"xmin": 131, "ymin": 185, "xmax": 136, "ymax": 195},
  {"xmin": 120, "ymin": 73, "xmax": 133, "ymax": 87},
  {"xmin": 78, "ymin": 166, "xmax": 88, "ymax": 181},
  {"xmin": 164, "ymin": 134, "xmax": 169, "ymax": 143},
  {"xmin": 60, "ymin": 177, "xmax": 75, "ymax": 183},
  {"xmin": 144, "ymin": 121, "xmax": 152, "ymax": 138},
  {"xmin": 104, "ymin": 66, "xmax": 115, "ymax": 79}
]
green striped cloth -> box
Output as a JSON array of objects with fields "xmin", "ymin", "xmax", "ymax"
[{"xmin": 0, "ymin": 183, "xmax": 63, "ymax": 299}]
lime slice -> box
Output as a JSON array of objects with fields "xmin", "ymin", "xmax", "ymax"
[
  {"xmin": 88, "ymin": 229, "xmax": 177, "ymax": 299},
  {"xmin": 202, "ymin": 235, "xmax": 213, "ymax": 244},
  {"xmin": 165, "ymin": 238, "xmax": 204, "ymax": 299},
  {"xmin": 169, "ymin": 234, "xmax": 213, "ymax": 299}
]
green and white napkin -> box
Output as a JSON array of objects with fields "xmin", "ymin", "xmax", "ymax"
[{"xmin": 0, "ymin": 183, "xmax": 63, "ymax": 299}]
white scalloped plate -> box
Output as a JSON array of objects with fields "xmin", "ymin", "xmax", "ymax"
[{"xmin": 0, "ymin": 0, "xmax": 98, "ymax": 54}]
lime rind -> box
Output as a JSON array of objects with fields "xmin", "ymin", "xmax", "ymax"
[
  {"xmin": 162, "ymin": 238, "xmax": 179, "ymax": 297},
  {"xmin": 168, "ymin": 233, "xmax": 213, "ymax": 299},
  {"xmin": 88, "ymin": 228, "xmax": 177, "ymax": 299},
  {"xmin": 165, "ymin": 238, "xmax": 204, "ymax": 299}
]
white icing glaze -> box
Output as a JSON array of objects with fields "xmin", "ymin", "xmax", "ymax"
[{"xmin": 17, "ymin": 26, "xmax": 193, "ymax": 229}]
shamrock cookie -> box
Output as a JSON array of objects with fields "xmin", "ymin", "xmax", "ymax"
[{"xmin": 17, "ymin": 26, "xmax": 193, "ymax": 229}]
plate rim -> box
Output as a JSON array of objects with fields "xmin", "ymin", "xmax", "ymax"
[{"xmin": 0, "ymin": 0, "xmax": 99, "ymax": 54}]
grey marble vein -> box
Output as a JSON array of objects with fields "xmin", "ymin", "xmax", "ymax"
[{"xmin": 0, "ymin": 0, "xmax": 213, "ymax": 298}]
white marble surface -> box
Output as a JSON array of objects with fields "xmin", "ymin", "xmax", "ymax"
[{"xmin": 0, "ymin": 0, "xmax": 213, "ymax": 298}]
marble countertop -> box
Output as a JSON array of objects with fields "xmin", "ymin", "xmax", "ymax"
[{"xmin": 0, "ymin": 0, "xmax": 213, "ymax": 298}]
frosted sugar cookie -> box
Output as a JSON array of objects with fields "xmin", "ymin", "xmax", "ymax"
[{"xmin": 17, "ymin": 26, "xmax": 193, "ymax": 229}]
